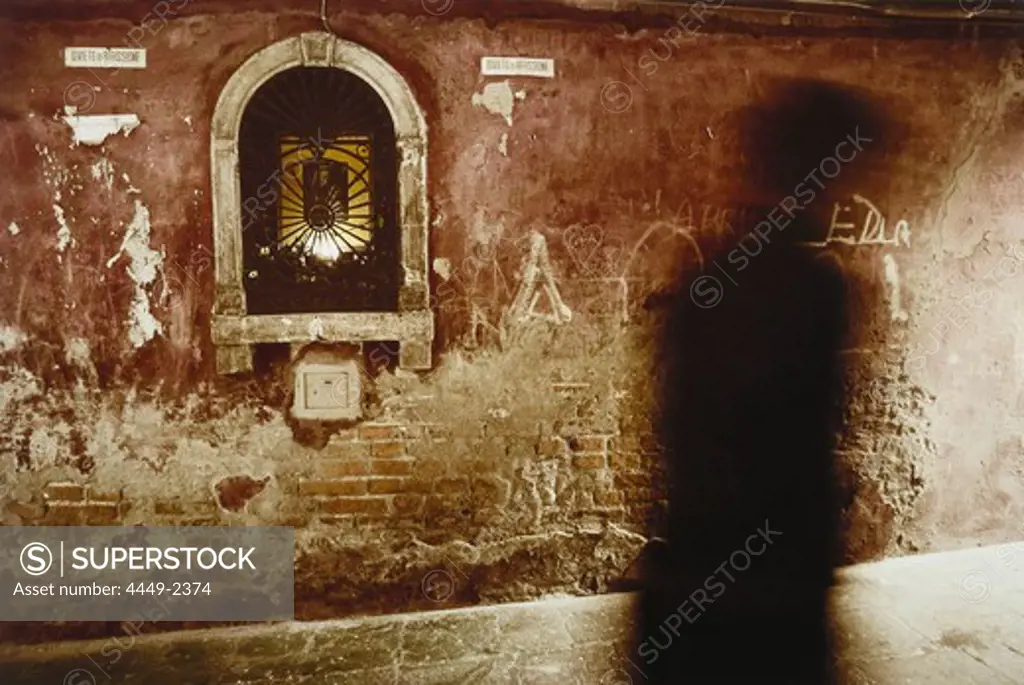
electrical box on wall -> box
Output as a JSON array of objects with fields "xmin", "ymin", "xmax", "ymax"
[{"xmin": 292, "ymin": 358, "xmax": 362, "ymax": 422}]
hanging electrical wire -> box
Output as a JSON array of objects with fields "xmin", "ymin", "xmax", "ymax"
[{"xmin": 320, "ymin": 0, "xmax": 341, "ymax": 37}]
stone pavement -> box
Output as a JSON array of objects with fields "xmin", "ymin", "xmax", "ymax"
[{"xmin": 1, "ymin": 542, "xmax": 1023, "ymax": 684}]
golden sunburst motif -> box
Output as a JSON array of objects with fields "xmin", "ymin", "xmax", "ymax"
[{"xmin": 277, "ymin": 135, "xmax": 374, "ymax": 263}]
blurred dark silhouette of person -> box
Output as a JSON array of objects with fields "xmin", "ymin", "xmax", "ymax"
[{"xmin": 630, "ymin": 80, "xmax": 895, "ymax": 684}]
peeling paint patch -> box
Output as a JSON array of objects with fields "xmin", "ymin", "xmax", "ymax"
[
  {"xmin": 472, "ymin": 81, "xmax": 525, "ymax": 126},
  {"xmin": 499, "ymin": 132, "xmax": 510, "ymax": 157},
  {"xmin": 53, "ymin": 203, "xmax": 73, "ymax": 253},
  {"xmin": 7, "ymin": 222, "xmax": 19, "ymax": 236},
  {"xmin": 35, "ymin": 144, "xmax": 71, "ymax": 200},
  {"xmin": 0, "ymin": 367, "xmax": 41, "ymax": 415},
  {"xmin": 63, "ymin": 114, "xmax": 140, "ymax": 146},
  {"xmin": 65, "ymin": 337, "xmax": 93, "ymax": 371},
  {"xmin": 106, "ymin": 200, "xmax": 164, "ymax": 347},
  {"xmin": 91, "ymin": 158, "xmax": 116, "ymax": 191},
  {"xmin": 0, "ymin": 324, "xmax": 28, "ymax": 352},
  {"xmin": 433, "ymin": 258, "xmax": 452, "ymax": 281}
]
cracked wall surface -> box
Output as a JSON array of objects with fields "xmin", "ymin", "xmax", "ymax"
[{"xmin": 1, "ymin": 0, "xmax": 1023, "ymax": 642}]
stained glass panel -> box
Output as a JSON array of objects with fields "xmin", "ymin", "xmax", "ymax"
[
  {"xmin": 238, "ymin": 66, "xmax": 399, "ymax": 314},
  {"xmin": 277, "ymin": 135, "xmax": 374, "ymax": 262}
]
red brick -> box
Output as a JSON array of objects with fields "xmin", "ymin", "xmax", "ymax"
[
  {"xmin": 298, "ymin": 479, "xmax": 367, "ymax": 497},
  {"xmin": 371, "ymin": 458, "xmax": 416, "ymax": 476},
  {"xmin": 154, "ymin": 500, "xmax": 186, "ymax": 516},
  {"xmin": 318, "ymin": 459, "xmax": 370, "ymax": 477},
  {"xmin": 371, "ymin": 441, "xmax": 405, "ymax": 458},
  {"xmin": 44, "ymin": 503, "xmax": 121, "ymax": 525},
  {"xmin": 326, "ymin": 441, "xmax": 370, "ymax": 460},
  {"xmin": 569, "ymin": 435, "xmax": 608, "ymax": 453},
  {"xmin": 609, "ymin": 435, "xmax": 642, "ymax": 453},
  {"xmin": 367, "ymin": 477, "xmax": 407, "ymax": 495},
  {"xmin": 594, "ymin": 487, "xmax": 625, "ymax": 507},
  {"xmin": 614, "ymin": 472, "xmax": 650, "ymax": 490},
  {"xmin": 321, "ymin": 497, "xmax": 390, "ymax": 516},
  {"xmin": 434, "ymin": 477, "xmax": 468, "ymax": 496},
  {"xmin": 7, "ymin": 501, "xmax": 44, "ymax": 521},
  {"xmin": 44, "ymin": 482, "xmax": 85, "ymax": 502},
  {"xmin": 180, "ymin": 517, "xmax": 222, "ymax": 526},
  {"xmin": 537, "ymin": 437, "xmax": 566, "ymax": 457},
  {"xmin": 359, "ymin": 425, "xmax": 403, "ymax": 441},
  {"xmin": 276, "ymin": 515, "xmax": 311, "ymax": 528},
  {"xmin": 417, "ymin": 459, "xmax": 448, "ymax": 479},
  {"xmin": 573, "ymin": 454, "xmax": 606, "ymax": 470},
  {"xmin": 639, "ymin": 433, "xmax": 661, "ymax": 452},
  {"xmin": 393, "ymin": 494, "xmax": 425, "ymax": 516},
  {"xmin": 154, "ymin": 500, "xmax": 218, "ymax": 517},
  {"xmin": 608, "ymin": 452, "xmax": 642, "ymax": 471},
  {"xmin": 88, "ymin": 488, "xmax": 123, "ymax": 503}
]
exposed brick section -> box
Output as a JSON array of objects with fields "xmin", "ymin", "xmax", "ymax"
[
  {"xmin": 435, "ymin": 477, "xmax": 469, "ymax": 496},
  {"xmin": 332, "ymin": 429, "xmax": 358, "ymax": 442},
  {"xmin": 608, "ymin": 452, "xmax": 642, "ymax": 471},
  {"xmin": 179, "ymin": 517, "xmax": 222, "ymax": 527},
  {"xmin": 321, "ymin": 497, "xmax": 390, "ymax": 516},
  {"xmin": 594, "ymin": 485, "xmax": 626, "ymax": 507},
  {"xmin": 393, "ymin": 493, "xmax": 425, "ymax": 516},
  {"xmin": 326, "ymin": 441, "xmax": 371, "ymax": 460},
  {"xmin": 370, "ymin": 458, "xmax": 416, "ymax": 476},
  {"xmin": 7, "ymin": 501, "xmax": 43, "ymax": 521},
  {"xmin": 613, "ymin": 472, "xmax": 650, "ymax": 490},
  {"xmin": 359, "ymin": 424, "xmax": 404, "ymax": 441},
  {"xmin": 639, "ymin": 432, "xmax": 661, "ymax": 452},
  {"xmin": 154, "ymin": 500, "xmax": 219, "ymax": 517},
  {"xmin": 298, "ymin": 479, "xmax": 367, "ymax": 497},
  {"xmin": 573, "ymin": 454, "xmax": 606, "ymax": 470},
  {"xmin": 568, "ymin": 435, "xmax": 608, "ymax": 453},
  {"xmin": 416, "ymin": 459, "xmax": 448, "ymax": 480},
  {"xmin": 371, "ymin": 441, "xmax": 405, "ymax": 458},
  {"xmin": 537, "ymin": 437, "xmax": 566, "ymax": 457},
  {"xmin": 318, "ymin": 459, "xmax": 370, "ymax": 477},
  {"xmin": 88, "ymin": 488, "xmax": 124, "ymax": 502},
  {"xmin": 367, "ymin": 477, "xmax": 407, "ymax": 495},
  {"xmin": 44, "ymin": 502, "xmax": 128, "ymax": 525},
  {"xmin": 608, "ymin": 435, "xmax": 642, "ymax": 453},
  {"xmin": 43, "ymin": 482, "xmax": 85, "ymax": 502}
]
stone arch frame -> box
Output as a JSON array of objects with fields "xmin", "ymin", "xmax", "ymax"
[{"xmin": 210, "ymin": 32, "xmax": 432, "ymax": 374}]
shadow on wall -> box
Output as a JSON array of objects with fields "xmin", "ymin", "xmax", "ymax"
[{"xmin": 631, "ymin": 80, "xmax": 897, "ymax": 684}]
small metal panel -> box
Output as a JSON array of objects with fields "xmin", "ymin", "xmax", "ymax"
[{"xmin": 292, "ymin": 361, "xmax": 362, "ymax": 421}]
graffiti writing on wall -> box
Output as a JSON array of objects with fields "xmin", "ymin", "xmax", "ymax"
[
  {"xmin": 502, "ymin": 231, "xmax": 572, "ymax": 334},
  {"xmin": 810, "ymin": 194, "xmax": 911, "ymax": 248}
]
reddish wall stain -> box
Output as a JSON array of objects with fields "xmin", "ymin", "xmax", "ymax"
[
  {"xmin": 215, "ymin": 474, "xmax": 269, "ymax": 512},
  {"xmin": 1, "ymin": 0, "xmax": 1024, "ymax": 641}
]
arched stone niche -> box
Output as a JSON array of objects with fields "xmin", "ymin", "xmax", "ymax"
[{"xmin": 209, "ymin": 32, "xmax": 431, "ymax": 374}]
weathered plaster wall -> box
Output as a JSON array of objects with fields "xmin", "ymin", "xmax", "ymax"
[{"xmin": 1, "ymin": 0, "xmax": 1024, "ymax": 640}]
